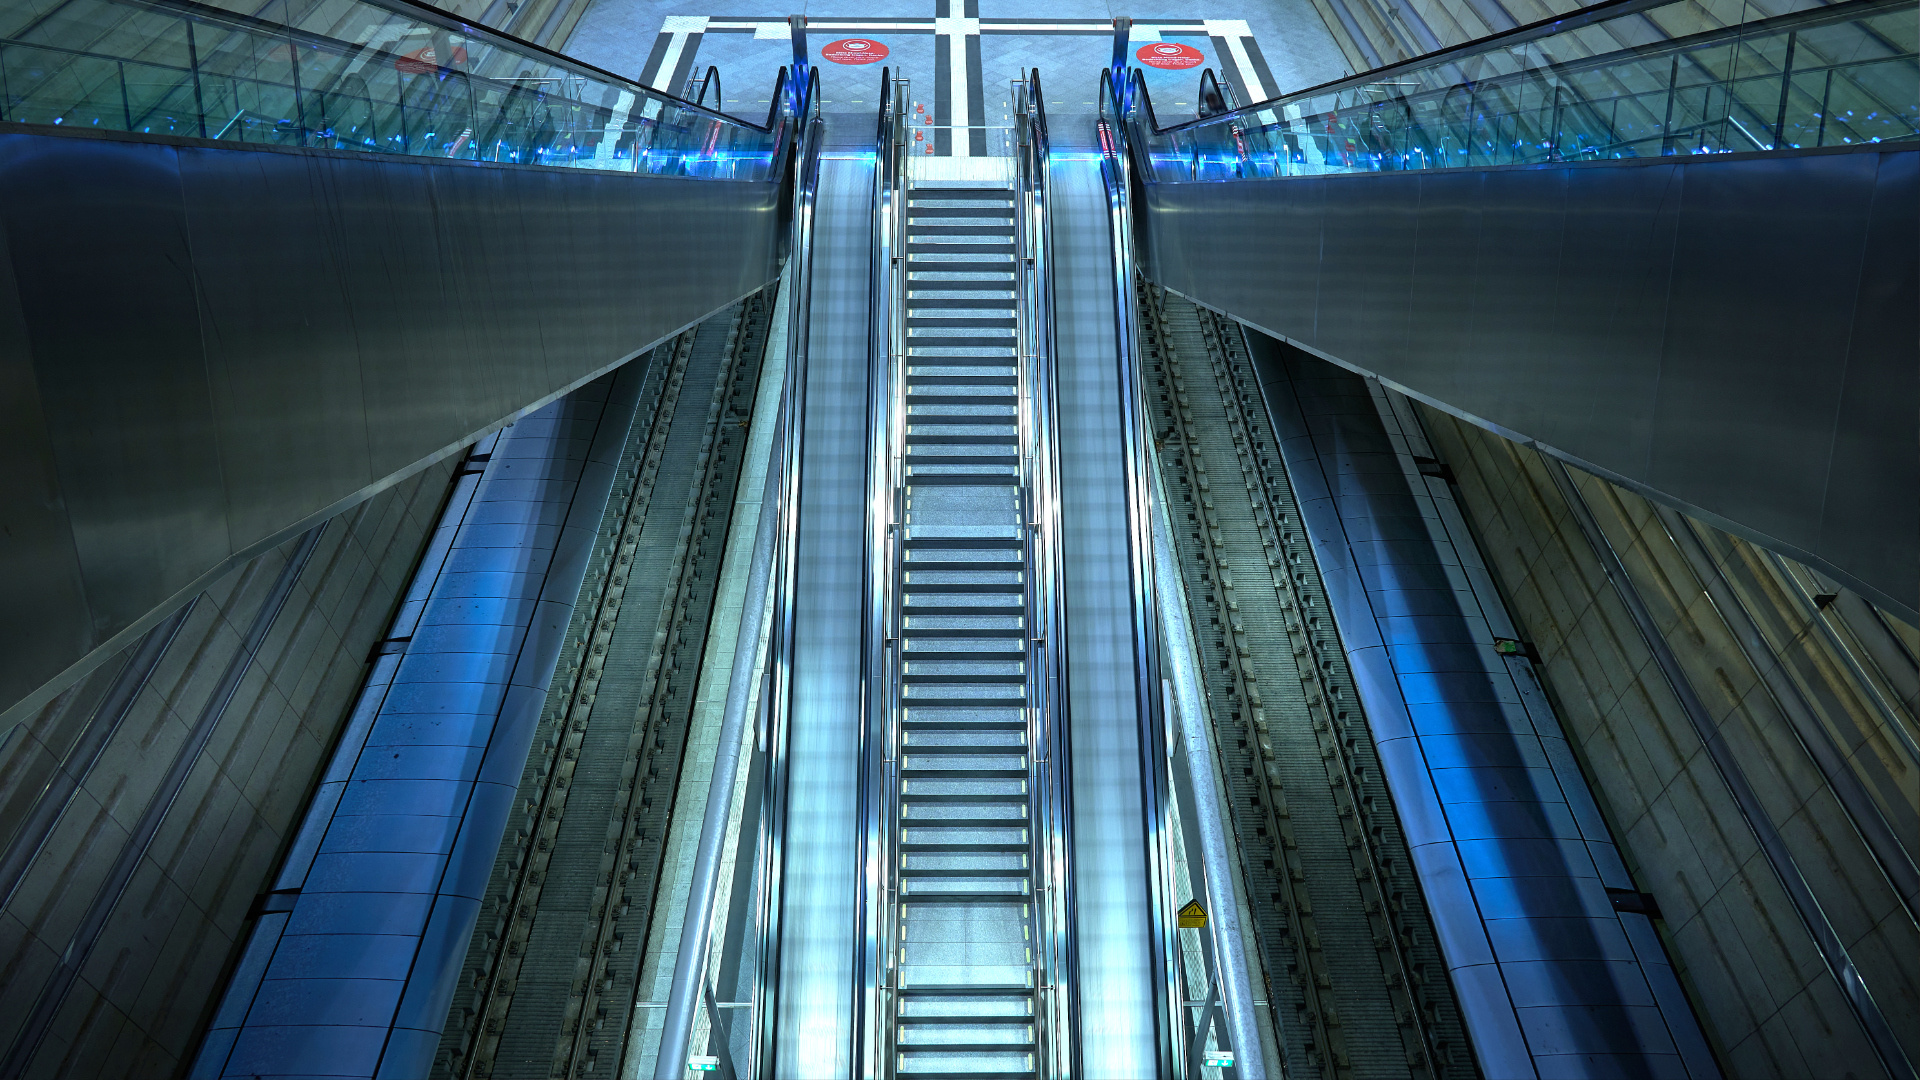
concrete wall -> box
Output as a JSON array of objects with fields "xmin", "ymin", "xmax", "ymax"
[
  {"xmin": 0, "ymin": 458, "xmax": 456, "ymax": 1077},
  {"xmin": 1418, "ymin": 408, "xmax": 1920, "ymax": 1078}
]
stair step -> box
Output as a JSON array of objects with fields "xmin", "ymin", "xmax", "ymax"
[
  {"xmin": 908, "ymin": 242, "xmax": 1015, "ymax": 254},
  {"xmin": 907, "ymin": 337, "xmax": 1016, "ymax": 349},
  {"xmin": 904, "ymin": 537, "xmax": 1022, "ymax": 549},
  {"xmin": 908, "ymin": 316, "xmax": 1018, "ymax": 328},
  {"xmin": 902, "ymin": 745, "xmax": 1026, "ymax": 758},
  {"xmin": 911, "ymin": 188, "xmax": 1014, "ymax": 201},
  {"xmin": 904, "ymin": 434, "xmax": 1017, "ymax": 445},
  {"xmin": 909, "ymin": 474, "xmax": 1019, "ymax": 488},
  {"xmin": 901, "ymin": 867, "xmax": 1030, "ymax": 880},
  {"xmin": 904, "ymin": 677, "xmax": 1027, "ymax": 689},
  {"xmin": 908, "ymin": 261, "xmax": 1016, "ymax": 275},
  {"xmin": 909, "ymin": 224, "xmax": 1017, "ymax": 237},
  {"xmin": 908, "ymin": 209, "xmax": 1015, "ymax": 222},
  {"xmin": 897, "ymin": 1016, "xmax": 1033, "ymax": 1026},
  {"xmin": 899, "ymin": 889, "xmax": 1029, "ymax": 902},
  {"xmin": 908, "ymin": 297, "xmax": 1017, "ymax": 309},
  {"xmin": 907, "ymin": 395, "xmax": 1017, "ymax": 407},
  {"xmin": 903, "ymin": 355, "xmax": 1019, "ymax": 367},
  {"xmin": 902, "ymin": 645, "xmax": 1029, "ymax": 657},
  {"xmin": 907, "ymin": 373, "xmax": 1017, "ymax": 385},
  {"xmin": 909, "ymin": 411, "xmax": 1015, "ymax": 421}
]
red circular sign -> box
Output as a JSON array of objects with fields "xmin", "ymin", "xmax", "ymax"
[
  {"xmin": 1136, "ymin": 42, "xmax": 1204, "ymax": 69},
  {"xmin": 822, "ymin": 38, "xmax": 889, "ymax": 65}
]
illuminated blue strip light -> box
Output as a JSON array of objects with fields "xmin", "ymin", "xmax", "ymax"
[
  {"xmin": 1257, "ymin": 355, "xmax": 1720, "ymax": 1080},
  {"xmin": 192, "ymin": 367, "xmax": 643, "ymax": 1080}
]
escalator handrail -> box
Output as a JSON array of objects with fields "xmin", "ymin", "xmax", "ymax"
[
  {"xmin": 1097, "ymin": 60, "xmax": 1185, "ymax": 1080},
  {"xmin": 1015, "ymin": 66, "xmax": 1077, "ymax": 1080},
  {"xmin": 753, "ymin": 62, "xmax": 824, "ymax": 1076},
  {"xmin": 1132, "ymin": 0, "xmax": 1912, "ymax": 139},
  {"xmin": 854, "ymin": 62, "xmax": 909, "ymax": 1079}
]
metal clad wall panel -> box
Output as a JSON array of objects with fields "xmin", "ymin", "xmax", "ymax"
[
  {"xmin": 1826, "ymin": 150, "xmax": 1920, "ymax": 597},
  {"xmin": 1469, "ymin": 166, "xmax": 1566, "ymax": 423},
  {"xmin": 1651, "ymin": 151, "xmax": 1868, "ymax": 554},
  {"xmin": 0, "ymin": 126, "xmax": 781, "ymax": 725},
  {"xmin": 1316, "ymin": 172, "xmax": 1417, "ymax": 373},
  {"xmin": 1543, "ymin": 161, "xmax": 1678, "ymax": 472},
  {"xmin": 1405, "ymin": 168, "xmax": 1482, "ymax": 385},
  {"xmin": 204, "ymin": 369, "xmax": 641, "ymax": 1079},
  {"xmin": 1, "ymin": 136, "xmax": 230, "ymax": 639},
  {"xmin": 1141, "ymin": 146, "xmax": 1919, "ymax": 618},
  {"xmin": 0, "ymin": 218, "xmax": 89, "ymax": 686},
  {"xmin": 1255, "ymin": 346, "xmax": 1721, "ymax": 1080},
  {"xmin": 178, "ymin": 145, "xmax": 374, "ymax": 552}
]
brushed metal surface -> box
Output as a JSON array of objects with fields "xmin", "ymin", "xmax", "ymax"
[
  {"xmin": 1054, "ymin": 155, "xmax": 1159, "ymax": 1077},
  {"xmin": 1258, "ymin": 351, "xmax": 1721, "ymax": 1080},
  {"xmin": 0, "ymin": 124, "xmax": 782, "ymax": 727},
  {"xmin": 1140, "ymin": 145, "xmax": 1919, "ymax": 620},
  {"xmin": 774, "ymin": 151, "xmax": 871, "ymax": 1078},
  {"xmin": 195, "ymin": 369, "xmax": 641, "ymax": 1080}
]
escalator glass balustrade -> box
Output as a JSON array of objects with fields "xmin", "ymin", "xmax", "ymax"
[
  {"xmin": 0, "ymin": 0, "xmax": 792, "ymax": 175},
  {"xmin": 1109, "ymin": 0, "xmax": 1918, "ymax": 180}
]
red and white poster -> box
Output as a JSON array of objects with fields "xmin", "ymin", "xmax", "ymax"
[
  {"xmin": 1136, "ymin": 42, "xmax": 1204, "ymax": 69},
  {"xmin": 822, "ymin": 38, "xmax": 889, "ymax": 64}
]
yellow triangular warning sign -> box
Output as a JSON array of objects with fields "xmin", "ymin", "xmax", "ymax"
[{"xmin": 1177, "ymin": 899, "xmax": 1208, "ymax": 928}]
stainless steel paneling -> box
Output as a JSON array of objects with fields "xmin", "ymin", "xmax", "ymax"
[
  {"xmin": 1651, "ymin": 152, "xmax": 1869, "ymax": 559},
  {"xmin": 1257, "ymin": 351, "xmax": 1721, "ymax": 1079},
  {"xmin": 774, "ymin": 152, "xmax": 871, "ymax": 1078},
  {"xmin": 198, "ymin": 368, "xmax": 641, "ymax": 1079},
  {"xmin": 1053, "ymin": 156, "xmax": 1159, "ymax": 1076},
  {"xmin": 0, "ymin": 125, "xmax": 783, "ymax": 725},
  {"xmin": 1826, "ymin": 149, "xmax": 1919, "ymax": 611},
  {"xmin": 4, "ymin": 136, "xmax": 232, "ymax": 639},
  {"xmin": 1142, "ymin": 146, "xmax": 1919, "ymax": 618},
  {"xmin": 0, "ymin": 219, "xmax": 89, "ymax": 694}
]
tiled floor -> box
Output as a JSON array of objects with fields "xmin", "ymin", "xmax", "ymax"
[{"xmin": 559, "ymin": 0, "xmax": 1351, "ymax": 152}]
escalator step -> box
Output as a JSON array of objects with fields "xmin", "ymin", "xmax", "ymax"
[
  {"xmin": 908, "ymin": 205, "xmax": 1015, "ymax": 218},
  {"xmin": 908, "ymin": 317, "xmax": 1018, "ymax": 328},
  {"xmin": 908, "ymin": 243, "xmax": 1015, "ymax": 255},
  {"xmin": 911, "ymin": 188, "xmax": 1014, "ymax": 201},
  {"xmin": 908, "ymin": 261, "xmax": 1016, "ymax": 275},
  {"xmin": 907, "ymin": 297, "xmax": 1017, "ymax": 309},
  {"xmin": 909, "ymin": 224, "xmax": 1017, "ymax": 237},
  {"xmin": 904, "ymin": 434, "xmax": 1018, "ymax": 445}
]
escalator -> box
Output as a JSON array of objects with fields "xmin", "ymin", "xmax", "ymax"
[
  {"xmin": 1108, "ymin": 0, "xmax": 1918, "ymax": 619},
  {"xmin": 1101, "ymin": 5, "xmax": 1917, "ymax": 1078},
  {"xmin": 0, "ymin": 0, "xmax": 802, "ymax": 724}
]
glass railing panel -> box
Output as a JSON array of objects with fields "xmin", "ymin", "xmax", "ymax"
[
  {"xmin": 0, "ymin": 0, "xmax": 789, "ymax": 177},
  {"xmin": 1117, "ymin": 0, "xmax": 1918, "ymax": 181}
]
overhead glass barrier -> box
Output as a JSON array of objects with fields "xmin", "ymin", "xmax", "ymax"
[
  {"xmin": 1105, "ymin": 0, "xmax": 1918, "ymax": 181},
  {"xmin": 0, "ymin": 0, "xmax": 794, "ymax": 177}
]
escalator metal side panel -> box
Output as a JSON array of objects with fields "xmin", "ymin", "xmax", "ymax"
[
  {"xmin": 196, "ymin": 367, "xmax": 643, "ymax": 1080},
  {"xmin": 1254, "ymin": 346, "xmax": 1723, "ymax": 1080},
  {"xmin": 0, "ymin": 126, "xmax": 784, "ymax": 732},
  {"xmin": 1135, "ymin": 146, "xmax": 1919, "ymax": 624},
  {"xmin": 1050, "ymin": 155, "xmax": 1159, "ymax": 1078},
  {"xmin": 773, "ymin": 153, "xmax": 874, "ymax": 1079}
]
